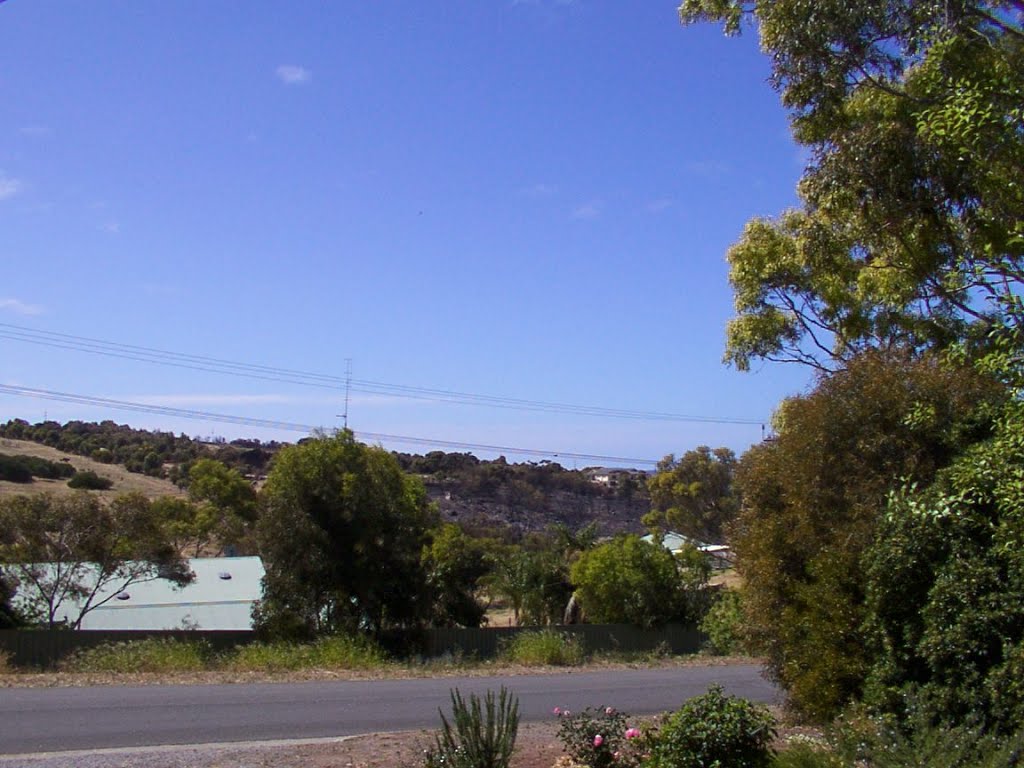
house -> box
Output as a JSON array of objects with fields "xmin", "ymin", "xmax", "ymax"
[
  {"xmin": 12, "ymin": 556, "xmax": 266, "ymax": 630},
  {"xmin": 78, "ymin": 556, "xmax": 265, "ymax": 630},
  {"xmin": 642, "ymin": 531, "xmax": 734, "ymax": 570}
]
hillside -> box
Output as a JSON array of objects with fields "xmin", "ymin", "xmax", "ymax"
[
  {"xmin": 0, "ymin": 438, "xmax": 185, "ymax": 501},
  {"xmin": 0, "ymin": 419, "xmax": 652, "ymax": 536}
]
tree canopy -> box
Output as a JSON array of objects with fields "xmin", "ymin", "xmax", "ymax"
[
  {"xmin": 679, "ymin": 0, "xmax": 1024, "ymax": 371},
  {"xmin": 255, "ymin": 430, "xmax": 437, "ymax": 638},
  {"xmin": 732, "ymin": 350, "xmax": 1004, "ymax": 720},
  {"xmin": 644, "ymin": 446, "xmax": 739, "ymax": 544}
]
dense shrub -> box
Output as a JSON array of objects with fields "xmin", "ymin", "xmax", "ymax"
[
  {"xmin": 0, "ymin": 453, "xmax": 75, "ymax": 483},
  {"xmin": 499, "ymin": 630, "xmax": 584, "ymax": 666},
  {"xmin": 570, "ymin": 535, "xmax": 709, "ymax": 629},
  {"xmin": 733, "ymin": 351, "xmax": 1003, "ymax": 721},
  {"xmin": 67, "ymin": 470, "xmax": 114, "ymax": 490},
  {"xmin": 832, "ymin": 708, "xmax": 1024, "ymax": 768},
  {"xmin": 700, "ymin": 589, "xmax": 748, "ymax": 656},
  {"xmin": 646, "ymin": 685, "xmax": 776, "ymax": 768}
]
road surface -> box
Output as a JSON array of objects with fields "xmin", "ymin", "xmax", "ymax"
[{"xmin": 0, "ymin": 664, "xmax": 777, "ymax": 755}]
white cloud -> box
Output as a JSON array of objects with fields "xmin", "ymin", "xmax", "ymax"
[
  {"xmin": 0, "ymin": 173, "xmax": 22, "ymax": 201},
  {"xmin": 571, "ymin": 201, "xmax": 601, "ymax": 220},
  {"xmin": 275, "ymin": 65, "xmax": 311, "ymax": 85},
  {"xmin": 100, "ymin": 221, "xmax": 121, "ymax": 235},
  {"xmin": 0, "ymin": 298, "xmax": 44, "ymax": 316}
]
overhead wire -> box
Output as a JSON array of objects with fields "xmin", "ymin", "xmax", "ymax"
[
  {"xmin": 0, "ymin": 384, "xmax": 661, "ymax": 466},
  {"xmin": 0, "ymin": 322, "xmax": 763, "ymax": 425}
]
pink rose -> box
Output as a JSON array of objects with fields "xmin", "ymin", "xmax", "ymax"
[
  {"xmin": 593, "ymin": 735, "xmax": 604, "ymax": 747},
  {"xmin": 625, "ymin": 728, "xmax": 641, "ymax": 740},
  {"xmin": 553, "ymin": 707, "xmax": 561, "ymax": 716},
  {"xmin": 605, "ymin": 707, "xmax": 615, "ymax": 715}
]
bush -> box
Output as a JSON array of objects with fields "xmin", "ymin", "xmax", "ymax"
[
  {"xmin": 832, "ymin": 708, "xmax": 1024, "ymax": 768},
  {"xmin": 228, "ymin": 634, "xmax": 389, "ymax": 672},
  {"xmin": 555, "ymin": 705, "xmax": 647, "ymax": 768},
  {"xmin": 700, "ymin": 589, "xmax": 748, "ymax": 656},
  {"xmin": 67, "ymin": 470, "xmax": 114, "ymax": 490},
  {"xmin": 0, "ymin": 453, "xmax": 76, "ymax": 483},
  {"xmin": 499, "ymin": 630, "xmax": 585, "ymax": 666},
  {"xmin": 647, "ymin": 685, "xmax": 776, "ymax": 768},
  {"xmin": 61, "ymin": 638, "xmax": 212, "ymax": 673},
  {"xmin": 424, "ymin": 687, "xmax": 519, "ymax": 768},
  {"xmin": 771, "ymin": 740, "xmax": 843, "ymax": 768}
]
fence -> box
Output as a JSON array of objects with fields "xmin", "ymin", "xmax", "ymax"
[{"xmin": 0, "ymin": 624, "xmax": 705, "ymax": 670}]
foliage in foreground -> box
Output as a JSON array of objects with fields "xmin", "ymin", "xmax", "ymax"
[
  {"xmin": 646, "ymin": 685, "xmax": 776, "ymax": 768},
  {"xmin": 555, "ymin": 705, "xmax": 647, "ymax": 768},
  {"xmin": 424, "ymin": 687, "xmax": 519, "ymax": 768},
  {"xmin": 499, "ymin": 630, "xmax": 585, "ymax": 666},
  {"xmin": 831, "ymin": 707, "xmax": 1024, "ymax": 768},
  {"xmin": 732, "ymin": 351, "xmax": 1002, "ymax": 721}
]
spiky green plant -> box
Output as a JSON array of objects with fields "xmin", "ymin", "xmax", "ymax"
[{"xmin": 424, "ymin": 687, "xmax": 519, "ymax": 768}]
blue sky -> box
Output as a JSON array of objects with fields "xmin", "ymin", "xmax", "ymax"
[{"xmin": 0, "ymin": 1, "xmax": 813, "ymax": 466}]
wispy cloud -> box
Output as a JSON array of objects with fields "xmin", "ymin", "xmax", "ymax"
[
  {"xmin": 0, "ymin": 173, "xmax": 22, "ymax": 201},
  {"xmin": 100, "ymin": 221, "xmax": 121, "ymax": 235},
  {"xmin": 19, "ymin": 125, "xmax": 51, "ymax": 138},
  {"xmin": 686, "ymin": 160, "xmax": 731, "ymax": 178},
  {"xmin": 646, "ymin": 198, "xmax": 674, "ymax": 213},
  {"xmin": 275, "ymin": 64, "xmax": 311, "ymax": 85},
  {"xmin": 0, "ymin": 298, "xmax": 45, "ymax": 316},
  {"xmin": 571, "ymin": 201, "xmax": 602, "ymax": 220},
  {"xmin": 520, "ymin": 182, "xmax": 558, "ymax": 198}
]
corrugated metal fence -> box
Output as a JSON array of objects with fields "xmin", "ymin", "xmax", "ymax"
[{"xmin": 0, "ymin": 624, "xmax": 705, "ymax": 669}]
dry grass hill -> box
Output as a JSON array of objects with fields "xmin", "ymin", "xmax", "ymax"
[{"xmin": 0, "ymin": 437, "xmax": 185, "ymax": 501}]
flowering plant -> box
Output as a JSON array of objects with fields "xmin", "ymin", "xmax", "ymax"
[{"xmin": 554, "ymin": 705, "xmax": 647, "ymax": 768}]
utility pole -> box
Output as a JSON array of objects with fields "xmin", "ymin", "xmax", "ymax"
[{"xmin": 338, "ymin": 358, "xmax": 353, "ymax": 431}]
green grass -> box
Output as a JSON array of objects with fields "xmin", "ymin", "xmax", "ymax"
[
  {"xmin": 226, "ymin": 634, "xmax": 390, "ymax": 672},
  {"xmin": 498, "ymin": 629, "xmax": 586, "ymax": 666},
  {"xmin": 60, "ymin": 637, "xmax": 212, "ymax": 673}
]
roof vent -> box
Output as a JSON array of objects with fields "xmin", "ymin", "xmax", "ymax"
[
  {"xmin": 115, "ymin": 592, "xmax": 130, "ymax": 601},
  {"xmin": 218, "ymin": 572, "xmax": 232, "ymax": 580}
]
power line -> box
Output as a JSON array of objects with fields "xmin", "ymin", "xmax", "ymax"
[
  {"xmin": 0, "ymin": 322, "xmax": 763, "ymax": 426},
  {"xmin": 0, "ymin": 384, "xmax": 661, "ymax": 466}
]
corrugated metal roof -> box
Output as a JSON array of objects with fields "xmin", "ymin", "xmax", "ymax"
[{"xmin": 80, "ymin": 556, "xmax": 265, "ymax": 630}]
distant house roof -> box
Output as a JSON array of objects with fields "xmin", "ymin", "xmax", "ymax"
[
  {"xmin": 642, "ymin": 532, "xmax": 733, "ymax": 567},
  {"xmin": 17, "ymin": 556, "xmax": 265, "ymax": 631}
]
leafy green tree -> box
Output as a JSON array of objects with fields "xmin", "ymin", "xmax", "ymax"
[
  {"xmin": 254, "ymin": 431, "xmax": 436, "ymax": 638},
  {"xmin": 570, "ymin": 534, "xmax": 709, "ymax": 628},
  {"xmin": 644, "ymin": 446, "xmax": 739, "ymax": 544},
  {"xmin": 0, "ymin": 492, "xmax": 193, "ymax": 629},
  {"xmin": 732, "ymin": 351, "xmax": 1004, "ymax": 720},
  {"xmin": 423, "ymin": 523, "xmax": 490, "ymax": 628},
  {"xmin": 679, "ymin": 0, "xmax": 1024, "ymax": 372},
  {"xmin": 175, "ymin": 458, "xmax": 258, "ymax": 556},
  {"xmin": 486, "ymin": 546, "xmax": 570, "ymax": 626},
  {"xmin": 863, "ymin": 326, "xmax": 1024, "ymax": 732}
]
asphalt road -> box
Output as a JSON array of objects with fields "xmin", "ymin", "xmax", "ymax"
[{"xmin": 0, "ymin": 664, "xmax": 777, "ymax": 755}]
